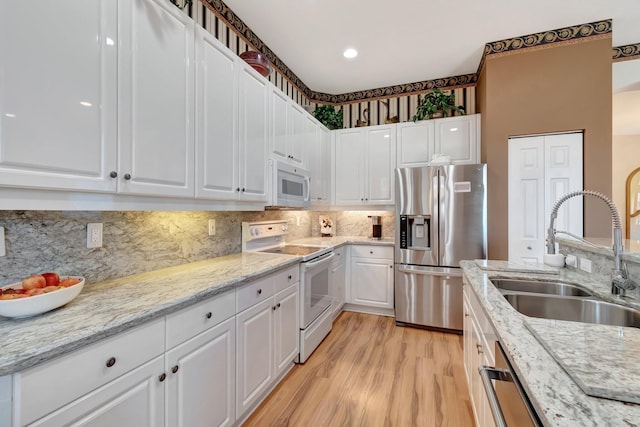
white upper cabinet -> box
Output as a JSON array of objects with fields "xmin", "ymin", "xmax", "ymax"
[
  {"xmin": 195, "ymin": 26, "xmax": 240, "ymax": 200},
  {"xmin": 118, "ymin": 0, "xmax": 195, "ymax": 198},
  {"xmin": 238, "ymin": 63, "xmax": 269, "ymax": 201},
  {"xmin": 397, "ymin": 114, "xmax": 480, "ymax": 168},
  {"xmin": 308, "ymin": 120, "xmax": 331, "ymax": 203},
  {"xmin": 195, "ymin": 29, "xmax": 267, "ymax": 203},
  {"xmin": 269, "ymin": 90, "xmax": 306, "ymax": 168},
  {"xmin": 0, "ymin": 1, "xmax": 118, "ymax": 192},
  {"xmin": 334, "ymin": 125, "xmax": 396, "ymax": 206}
]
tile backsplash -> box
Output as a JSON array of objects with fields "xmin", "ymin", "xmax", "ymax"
[{"xmin": 0, "ymin": 210, "xmax": 394, "ymax": 285}]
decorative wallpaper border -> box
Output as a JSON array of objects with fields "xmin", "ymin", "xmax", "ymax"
[
  {"xmin": 476, "ymin": 19, "xmax": 612, "ymax": 75},
  {"xmin": 197, "ymin": 3, "xmax": 630, "ymax": 108},
  {"xmin": 613, "ymin": 43, "xmax": 640, "ymax": 62}
]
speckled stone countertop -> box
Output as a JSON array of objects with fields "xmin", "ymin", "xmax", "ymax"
[
  {"xmin": 289, "ymin": 236, "xmax": 395, "ymax": 247},
  {"xmin": 0, "ymin": 252, "xmax": 299, "ymax": 376},
  {"xmin": 461, "ymin": 260, "xmax": 640, "ymax": 426}
]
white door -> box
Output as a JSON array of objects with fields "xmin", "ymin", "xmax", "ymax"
[
  {"xmin": 273, "ymin": 284, "xmax": 300, "ymax": 377},
  {"xmin": 0, "ymin": 1, "xmax": 118, "ymax": 193},
  {"xmin": 434, "ymin": 115, "xmax": 479, "ymax": 165},
  {"xmin": 118, "ymin": 0, "xmax": 195, "ymax": 197},
  {"xmin": 350, "ymin": 257, "xmax": 394, "ymax": 309},
  {"xmin": 334, "ymin": 129, "xmax": 364, "ymax": 204},
  {"xmin": 238, "ymin": 64, "xmax": 268, "ymax": 201},
  {"xmin": 366, "ymin": 126, "xmax": 396, "ymax": 204},
  {"xmin": 396, "ymin": 121, "xmax": 434, "ymax": 168},
  {"xmin": 270, "ymin": 87, "xmax": 290, "ymax": 161},
  {"xmin": 289, "ymin": 104, "xmax": 307, "ymax": 167},
  {"xmin": 236, "ymin": 297, "xmax": 274, "ymax": 417},
  {"xmin": 309, "ymin": 123, "xmax": 330, "ymax": 203},
  {"xmin": 508, "ymin": 133, "xmax": 583, "ymax": 262},
  {"xmin": 166, "ymin": 317, "xmax": 236, "ymax": 427},
  {"xmin": 195, "ymin": 27, "xmax": 240, "ymax": 200}
]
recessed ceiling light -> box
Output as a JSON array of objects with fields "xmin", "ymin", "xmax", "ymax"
[{"xmin": 343, "ymin": 48, "xmax": 358, "ymax": 59}]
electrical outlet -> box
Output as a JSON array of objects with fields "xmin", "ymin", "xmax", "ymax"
[
  {"xmin": 208, "ymin": 219, "xmax": 216, "ymax": 236},
  {"xmin": 296, "ymin": 216, "xmax": 300, "ymax": 226},
  {"xmin": 0, "ymin": 226, "xmax": 6, "ymax": 256},
  {"xmin": 87, "ymin": 223, "xmax": 103, "ymax": 248},
  {"xmin": 579, "ymin": 257, "xmax": 592, "ymax": 273}
]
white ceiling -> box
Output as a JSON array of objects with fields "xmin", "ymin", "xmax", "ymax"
[{"xmin": 223, "ymin": 0, "xmax": 640, "ymax": 95}]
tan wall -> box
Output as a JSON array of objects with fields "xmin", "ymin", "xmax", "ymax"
[
  {"xmin": 477, "ymin": 37, "xmax": 613, "ymax": 259},
  {"xmin": 613, "ymin": 134, "xmax": 640, "ymax": 238}
]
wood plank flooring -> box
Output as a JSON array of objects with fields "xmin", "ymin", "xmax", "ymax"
[{"xmin": 243, "ymin": 311, "xmax": 475, "ymax": 427}]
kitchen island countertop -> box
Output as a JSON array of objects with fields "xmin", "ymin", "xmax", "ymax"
[{"xmin": 461, "ymin": 260, "xmax": 640, "ymax": 426}]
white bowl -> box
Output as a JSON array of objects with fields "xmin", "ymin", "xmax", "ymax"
[{"xmin": 0, "ymin": 277, "xmax": 85, "ymax": 318}]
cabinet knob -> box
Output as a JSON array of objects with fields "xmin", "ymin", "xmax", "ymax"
[
  {"xmin": 476, "ymin": 343, "xmax": 483, "ymax": 354},
  {"xmin": 288, "ymin": 274, "xmax": 292, "ymax": 280},
  {"xmin": 236, "ymin": 187, "xmax": 240, "ymax": 192},
  {"xmin": 370, "ymin": 251, "xmax": 374, "ymax": 254},
  {"xmin": 159, "ymin": 373, "xmax": 167, "ymax": 382},
  {"xmin": 109, "ymin": 171, "xmax": 117, "ymax": 178},
  {"xmin": 124, "ymin": 173, "xmax": 131, "ymax": 180},
  {"xmin": 365, "ymin": 198, "xmax": 368, "ymax": 201},
  {"xmin": 257, "ymin": 288, "xmax": 262, "ymax": 295},
  {"xmin": 106, "ymin": 357, "xmax": 117, "ymax": 368},
  {"xmin": 464, "ymin": 312, "xmax": 470, "ymax": 317},
  {"xmin": 171, "ymin": 365, "xmax": 179, "ymax": 374},
  {"xmin": 272, "ymin": 305, "xmax": 277, "ymax": 311},
  {"xmin": 242, "ymin": 188, "xmax": 245, "ymax": 192},
  {"xmin": 389, "ymin": 265, "xmax": 393, "ymax": 269},
  {"xmin": 205, "ymin": 311, "xmax": 212, "ymax": 319},
  {"xmin": 277, "ymin": 302, "xmax": 281, "ymax": 308}
]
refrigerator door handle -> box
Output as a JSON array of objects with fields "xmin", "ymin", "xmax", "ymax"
[{"xmin": 397, "ymin": 266, "xmax": 463, "ymax": 277}]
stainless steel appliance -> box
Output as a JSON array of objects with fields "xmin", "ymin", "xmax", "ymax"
[
  {"xmin": 395, "ymin": 164, "xmax": 487, "ymax": 331},
  {"xmin": 267, "ymin": 159, "xmax": 311, "ymax": 208},
  {"xmin": 480, "ymin": 342, "xmax": 541, "ymax": 427},
  {"xmin": 242, "ymin": 221, "xmax": 334, "ymax": 363}
]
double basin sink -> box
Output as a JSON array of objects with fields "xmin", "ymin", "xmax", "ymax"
[{"xmin": 491, "ymin": 278, "xmax": 640, "ymax": 328}]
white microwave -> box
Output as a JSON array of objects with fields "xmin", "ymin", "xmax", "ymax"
[{"xmin": 268, "ymin": 160, "xmax": 311, "ymax": 208}]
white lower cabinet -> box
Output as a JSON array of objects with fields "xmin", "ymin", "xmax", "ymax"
[
  {"xmin": 165, "ymin": 317, "xmax": 236, "ymax": 427},
  {"xmin": 463, "ymin": 284, "xmax": 496, "ymax": 427},
  {"xmin": 330, "ymin": 246, "xmax": 347, "ymax": 319},
  {"xmin": 236, "ymin": 277, "xmax": 299, "ymax": 420},
  {"xmin": 346, "ymin": 245, "xmax": 394, "ymax": 315}
]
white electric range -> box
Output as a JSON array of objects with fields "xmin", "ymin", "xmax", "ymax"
[{"xmin": 242, "ymin": 221, "xmax": 334, "ymax": 363}]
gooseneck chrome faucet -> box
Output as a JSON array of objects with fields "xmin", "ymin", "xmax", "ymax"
[{"xmin": 546, "ymin": 190, "xmax": 636, "ymax": 296}]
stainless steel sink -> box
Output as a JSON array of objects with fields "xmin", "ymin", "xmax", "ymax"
[
  {"xmin": 503, "ymin": 293, "xmax": 640, "ymax": 328},
  {"xmin": 491, "ymin": 279, "xmax": 593, "ymax": 297}
]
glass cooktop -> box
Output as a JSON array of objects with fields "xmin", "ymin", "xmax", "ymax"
[{"xmin": 259, "ymin": 245, "xmax": 327, "ymax": 257}]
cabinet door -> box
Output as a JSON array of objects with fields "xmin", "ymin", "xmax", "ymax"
[
  {"xmin": 236, "ymin": 297, "xmax": 274, "ymax": 417},
  {"xmin": 118, "ymin": 0, "xmax": 195, "ymax": 197},
  {"xmin": 238, "ymin": 64, "xmax": 268, "ymax": 201},
  {"xmin": 434, "ymin": 115, "xmax": 479, "ymax": 165},
  {"xmin": 0, "ymin": 1, "xmax": 117, "ymax": 193},
  {"xmin": 166, "ymin": 317, "xmax": 236, "ymax": 427},
  {"xmin": 29, "ymin": 356, "xmax": 164, "ymax": 427},
  {"xmin": 331, "ymin": 261, "xmax": 346, "ymax": 317},
  {"xmin": 289, "ymin": 103, "xmax": 306, "ymax": 167},
  {"xmin": 309, "ymin": 122, "xmax": 330, "ymax": 203},
  {"xmin": 270, "ymin": 87, "xmax": 290, "ymax": 161},
  {"xmin": 350, "ymin": 257, "xmax": 394, "ymax": 308},
  {"xmin": 274, "ymin": 284, "xmax": 300, "ymax": 377},
  {"xmin": 195, "ymin": 27, "xmax": 240, "ymax": 200},
  {"xmin": 366, "ymin": 126, "xmax": 396, "ymax": 204},
  {"xmin": 396, "ymin": 121, "xmax": 434, "ymax": 168},
  {"xmin": 334, "ymin": 129, "xmax": 364, "ymax": 205}
]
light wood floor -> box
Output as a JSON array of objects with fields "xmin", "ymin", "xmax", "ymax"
[{"xmin": 243, "ymin": 311, "xmax": 475, "ymax": 427}]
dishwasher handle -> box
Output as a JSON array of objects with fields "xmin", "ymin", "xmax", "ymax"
[
  {"xmin": 479, "ymin": 365, "xmax": 511, "ymax": 427},
  {"xmin": 397, "ymin": 266, "xmax": 462, "ymax": 277}
]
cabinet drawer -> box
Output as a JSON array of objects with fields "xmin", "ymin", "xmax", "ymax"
[
  {"xmin": 273, "ymin": 265, "xmax": 299, "ymax": 293},
  {"xmin": 237, "ymin": 275, "xmax": 275, "ymax": 313},
  {"xmin": 351, "ymin": 245, "xmax": 393, "ymax": 259},
  {"xmin": 165, "ymin": 290, "xmax": 236, "ymax": 349},
  {"xmin": 16, "ymin": 318, "xmax": 165, "ymax": 426}
]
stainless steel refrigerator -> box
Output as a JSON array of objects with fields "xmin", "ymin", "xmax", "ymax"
[{"xmin": 395, "ymin": 164, "xmax": 487, "ymax": 332}]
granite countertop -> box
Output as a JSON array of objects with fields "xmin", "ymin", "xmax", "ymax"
[
  {"xmin": 0, "ymin": 252, "xmax": 300, "ymax": 376},
  {"xmin": 289, "ymin": 236, "xmax": 395, "ymax": 247},
  {"xmin": 461, "ymin": 260, "xmax": 640, "ymax": 426}
]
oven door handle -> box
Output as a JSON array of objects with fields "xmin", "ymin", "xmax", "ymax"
[
  {"xmin": 479, "ymin": 365, "xmax": 512, "ymax": 427},
  {"xmin": 304, "ymin": 252, "xmax": 335, "ymax": 267}
]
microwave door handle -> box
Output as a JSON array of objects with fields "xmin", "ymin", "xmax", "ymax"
[
  {"xmin": 304, "ymin": 176, "xmax": 311, "ymax": 202},
  {"xmin": 479, "ymin": 366, "xmax": 511, "ymax": 427}
]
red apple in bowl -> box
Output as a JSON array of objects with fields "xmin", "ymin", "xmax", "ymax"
[{"xmin": 41, "ymin": 272, "xmax": 60, "ymax": 287}]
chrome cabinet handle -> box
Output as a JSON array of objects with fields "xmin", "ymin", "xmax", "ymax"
[
  {"xmin": 106, "ymin": 357, "xmax": 116, "ymax": 368},
  {"xmin": 479, "ymin": 366, "xmax": 511, "ymax": 427}
]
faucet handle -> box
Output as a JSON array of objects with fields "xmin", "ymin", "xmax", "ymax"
[{"xmin": 611, "ymin": 263, "xmax": 637, "ymax": 296}]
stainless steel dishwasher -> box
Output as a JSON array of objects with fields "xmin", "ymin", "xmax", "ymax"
[{"xmin": 480, "ymin": 342, "xmax": 541, "ymax": 427}]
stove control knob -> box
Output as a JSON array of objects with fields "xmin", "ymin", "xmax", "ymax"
[
  {"xmin": 281, "ymin": 225, "xmax": 286, "ymax": 231},
  {"xmin": 255, "ymin": 229, "xmax": 260, "ymax": 236}
]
